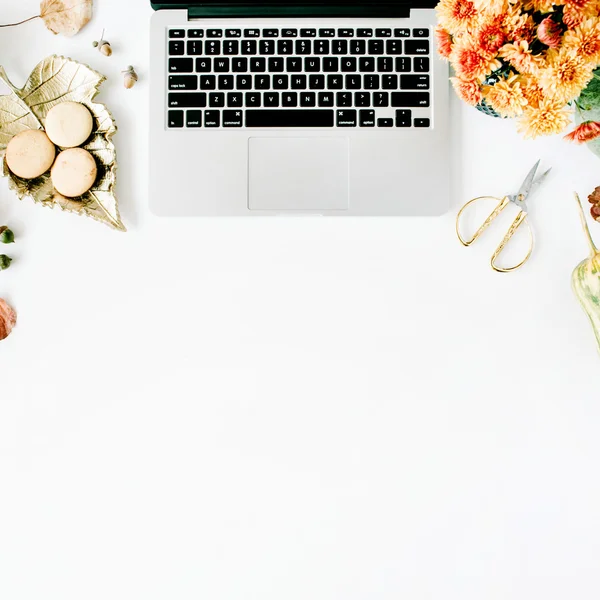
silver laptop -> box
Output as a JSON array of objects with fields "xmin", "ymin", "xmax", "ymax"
[{"xmin": 149, "ymin": 0, "xmax": 449, "ymax": 216}]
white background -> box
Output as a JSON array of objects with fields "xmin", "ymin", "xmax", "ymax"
[{"xmin": 1, "ymin": 1, "xmax": 600, "ymax": 599}]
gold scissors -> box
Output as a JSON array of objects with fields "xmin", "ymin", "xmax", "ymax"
[{"xmin": 456, "ymin": 160, "xmax": 551, "ymax": 273}]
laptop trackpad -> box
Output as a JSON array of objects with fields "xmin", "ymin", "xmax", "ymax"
[{"xmin": 248, "ymin": 137, "xmax": 349, "ymax": 211}]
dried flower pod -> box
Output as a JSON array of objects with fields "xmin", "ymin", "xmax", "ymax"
[
  {"xmin": 0, "ymin": 298, "xmax": 16, "ymax": 341},
  {"xmin": 588, "ymin": 187, "xmax": 600, "ymax": 220},
  {"xmin": 122, "ymin": 66, "xmax": 138, "ymax": 89},
  {"xmin": 0, "ymin": 226, "xmax": 14, "ymax": 244},
  {"xmin": 0, "ymin": 255, "xmax": 12, "ymax": 270},
  {"xmin": 92, "ymin": 30, "xmax": 112, "ymax": 56}
]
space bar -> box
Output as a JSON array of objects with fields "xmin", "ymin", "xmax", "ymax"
[{"xmin": 246, "ymin": 110, "xmax": 334, "ymax": 127}]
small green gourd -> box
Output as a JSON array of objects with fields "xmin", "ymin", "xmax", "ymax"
[{"xmin": 573, "ymin": 192, "xmax": 600, "ymax": 352}]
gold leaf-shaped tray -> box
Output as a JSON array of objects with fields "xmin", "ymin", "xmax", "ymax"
[{"xmin": 0, "ymin": 55, "xmax": 125, "ymax": 231}]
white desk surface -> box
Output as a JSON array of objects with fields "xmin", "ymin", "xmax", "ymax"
[{"xmin": 2, "ymin": 2, "xmax": 600, "ymax": 599}]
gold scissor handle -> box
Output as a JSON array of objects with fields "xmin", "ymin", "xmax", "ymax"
[
  {"xmin": 456, "ymin": 196, "xmax": 511, "ymax": 247},
  {"xmin": 490, "ymin": 211, "xmax": 533, "ymax": 273}
]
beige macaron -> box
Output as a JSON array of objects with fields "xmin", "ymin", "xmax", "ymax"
[
  {"xmin": 45, "ymin": 102, "xmax": 94, "ymax": 148},
  {"xmin": 6, "ymin": 129, "xmax": 56, "ymax": 179},
  {"xmin": 51, "ymin": 148, "xmax": 98, "ymax": 198}
]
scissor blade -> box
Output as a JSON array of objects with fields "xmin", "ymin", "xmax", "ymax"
[{"xmin": 516, "ymin": 160, "xmax": 541, "ymax": 200}]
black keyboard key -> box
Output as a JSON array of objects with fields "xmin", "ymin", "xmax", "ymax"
[
  {"xmin": 242, "ymin": 40, "xmax": 257, "ymax": 55},
  {"xmin": 169, "ymin": 75, "xmax": 198, "ymax": 90},
  {"xmin": 355, "ymin": 92, "xmax": 370, "ymax": 107},
  {"xmin": 364, "ymin": 75, "xmax": 380, "ymax": 89},
  {"xmin": 359, "ymin": 57, "xmax": 375, "ymax": 72},
  {"xmin": 223, "ymin": 40, "xmax": 239, "ymax": 55},
  {"xmin": 273, "ymin": 75, "xmax": 289, "ymax": 89},
  {"xmin": 378, "ymin": 57, "xmax": 393, "ymax": 72},
  {"xmin": 255, "ymin": 75, "xmax": 270, "ymax": 89},
  {"xmin": 227, "ymin": 93, "xmax": 243, "ymax": 107},
  {"xmin": 341, "ymin": 57, "xmax": 357, "ymax": 72},
  {"xmin": 204, "ymin": 111, "xmax": 220, "ymax": 127},
  {"xmin": 318, "ymin": 92, "xmax": 334, "ymax": 107},
  {"xmin": 414, "ymin": 118, "xmax": 430, "ymax": 127},
  {"xmin": 282, "ymin": 92, "xmax": 298, "ymax": 107},
  {"xmin": 291, "ymin": 75, "xmax": 307, "ymax": 89},
  {"xmin": 207, "ymin": 29, "xmax": 223, "ymax": 38},
  {"xmin": 205, "ymin": 40, "xmax": 221, "ymax": 55},
  {"xmin": 314, "ymin": 40, "xmax": 330, "ymax": 55},
  {"xmin": 218, "ymin": 75, "xmax": 234, "ymax": 89},
  {"xmin": 346, "ymin": 74, "xmax": 361, "ymax": 89},
  {"xmin": 350, "ymin": 40, "xmax": 366, "ymax": 54},
  {"xmin": 404, "ymin": 40, "xmax": 430, "ymax": 54},
  {"xmin": 246, "ymin": 92, "xmax": 261, "ymax": 107},
  {"xmin": 300, "ymin": 92, "xmax": 316, "ymax": 107},
  {"xmin": 336, "ymin": 92, "xmax": 352, "ymax": 107},
  {"xmin": 236, "ymin": 75, "xmax": 252, "ymax": 89},
  {"xmin": 394, "ymin": 28, "xmax": 410, "ymax": 37},
  {"xmin": 396, "ymin": 57, "xmax": 411, "ymax": 72},
  {"xmin": 401, "ymin": 74, "xmax": 430, "ymax": 89},
  {"xmin": 187, "ymin": 40, "xmax": 202, "ymax": 55},
  {"xmin": 386, "ymin": 40, "xmax": 403, "ymax": 55},
  {"xmin": 169, "ymin": 40, "xmax": 185, "ymax": 55},
  {"xmin": 337, "ymin": 109, "xmax": 357, "ymax": 126},
  {"xmin": 168, "ymin": 110, "xmax": 184, "ymax": 127},
  {"xmin": 392, "ymin": 92, "xmax": 429, "ymax": 107},
  {"xmin": 332, "ymin": 40, "xmax": 348, "ymax": 54},
  {"xmin": 251, "ymin": 58, "xmax": 266, "ymax": 72},
  {"xmin": 301, "ymin": 28, "xmax": 317, "ymax": 38},
  {"xmin": 360, "ymin": 109, "xmax": 375, "ymax": 126},
  {"xmin": 264, "ymin": 92, "xmax": 280, "ymax": 107},
  {"xmin": 232, "ymin": 58, "xmax": 248, "ymax": 72},
  {"xmin": 309, "ymin": 75, "xmax": 325, "ymax": 89},
  {"xmin": 196, "ymin": 58, "xmax": 211, "ymax": 72},
  {"xmin": 296, "ymin": 39, "xmax": 311, "ymax": 55},
  {"xmin": 278, "ymin": 39, "xmax": 294, "ymax": 54},
  {"xmin": 244, "ymin": 29, "xmax": 260, "ymax": 37},
  {"xmin": 287, "ymin": 57, "xmax": 302, "ymax": 72},
  {"xmin": 413, "ymin": 28, "xmax": 429, "ymax": 37},
  {"xmin": 226, "ymin": 29, "xmax": 241, "ymax": 38},
  {"xmin": 282, "ymin": 28, "xmax": 298, "ymax": 37},
  {"xmin": 263, "ymin": 29, "xmax": 279, "ymax": 38},
  {"xmin": 223, "ymin": 110, "xmax": 243, "ymax": 127},
  {"xmin": 338, "ymin": 29, "xmax": 354, "ymax": 37},
  {"xmin": 246, "ymin": 109, "xmax": 334, "ymax": 127},
  {"xmin": 396, "ymin": 109, "xmax": 411, "ymax": 126},
  {"xmin": 260, "ymin": 40, "xmax": 275, "ymax": 55},
  {"xmin": 414, "ymin": 57, "xmax": 430, "ymax": 72},
  {"xmin": 200, "ymin": 75, "xmax": 216, "ymax": 90},
  {"xmin": 319, "ymin": 28, "xmax": 336, "ymax": 37},
  {"xmin": 209, "ymin": 92, "xmax": 225, "ymax": 107},
  {"xmin": 374, "ymin": 91, "xmax": 389, "ymax": 106},
  {"xmin": 186, "ymin": 110, "xmax": 202, "ymax": 127},
  {"xmin": 214, "ymin": 58, "xmax": 230, "ymax": 72},
  {"xmin": 169, "ymin": 30, "xmax": 185, "ymax": 38},
  {"xmin": 378, "ymin": 118, "xmax": 393, "ymax": 127},
  {"xmin": 188, "ymin": 29, "xmax": 204, "ymax": 38},
  {"xmin": 169, "ymin": 58, "xmax": 193, "ymax": 73},
  {"xmin": 382, "ymin": 74, "xmax": 398, "ymax": 89},
  {"xmin": 368, "ymin": 40, "xmax": 384, "ymax": 55},
  {"xmin": 376, "ymin": 28, "xmax": 392, "ymax": 38},
  {"xmin": 305, "ymin": 57, "xmax": 321, "ymax": 72},
  {"xmin": 327, "ymin": 75, "xmax": 343, "ymax": 89},
  {"xmin": 357, "ymin": 28, "xmax": 373, "ymax": 37},
  {"xmin": 269, "ymin": 57, "xmax": 284, "ymax": 72},
  {"xmin": 168, "ymin": 92, "xmax": 207, "ymax": 108},
  {"xmin": 323, "ymin": 57, "xmax": 339, "ymax": 72}
]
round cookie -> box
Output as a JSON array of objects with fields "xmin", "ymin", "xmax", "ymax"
[
  {"xmin": 6, "ymin": 129, "xmax": 56, "ymax": 179},
  {"xmin": 51, "ymin": 148, "xmax": 98, "ymax": 198},
  {"xmin": 45, "ymin": 102, "xmax": 94, "ymax": 148}
]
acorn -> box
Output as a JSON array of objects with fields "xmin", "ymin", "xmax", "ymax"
[
  {"xmin": 0, "ymin": 226, "xmax": 14, "ymax": 244},
  {"xmin": 0, "ymin": 255, "xmax": 12, "ymax": 270},
  {"xmin": 122, "ymin": 66, "xmax": 138, "ymax": 89},
  {"xmin": 93, "ymin": 30, "xmax": 112, "ymax": 56}
]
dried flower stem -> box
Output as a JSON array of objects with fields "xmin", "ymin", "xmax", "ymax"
[{"xmin": 0, "ymin": 15, "xmax": 40, "ymax": 28}]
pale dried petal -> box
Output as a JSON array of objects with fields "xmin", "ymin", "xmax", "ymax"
[
  {"xmin": 40, "ymin": 0, "xmax": 93, "ymax": 37},
  {"xmin": 0, "ymin": 298, "xmax": 16, "ymax": 341}
]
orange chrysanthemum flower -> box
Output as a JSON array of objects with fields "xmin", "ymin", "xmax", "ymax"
[
  {"xmin": 436, "ymin": 0, "xmax": 480, "ymax": 35},
  {"xmin": 562, "ymin": 0, "xmax": 600, "ymax": 29},
  {"xmin": 482, "ymin": 75, "xmax": 529, "ymax": 117},
  {"xmin": 539, "ymin": 49, "xmax": 594, "ymax": 103},
  {"xmin": 452, "ymin": 42, "xmax": 502, "ymax": 81},
  {"xmin": 477, "ymin": 19, "xmax": 506, "ymax": 54},
  {"xmin": 518, "ymin": 100, "xmax": 572, "ymax": 138},
  {"xmin": 499, "ymin": 41, "xmax": 544, "ymax": 76},
  {"xmin": 563, "ymin": 18, "xmax": 600, "ymax": 62},
  {"xmin": 538, "ymin": 17, "xmax": 562, "ymax": 48},
  {"xmin": 435, "ymin": 26, "xmax": 453, "ymax": 59},
  {"xmin": 564, "ymin": 120, "xmax": 600, "ymax": 142},
  {"xmin": 451, "ymin": 76, "xmax": 483, "ymax": 105}
]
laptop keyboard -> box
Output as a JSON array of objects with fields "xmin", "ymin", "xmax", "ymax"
[{"xmin": 166, "ymin": 27, "xmax": 431, "ymax": 129}]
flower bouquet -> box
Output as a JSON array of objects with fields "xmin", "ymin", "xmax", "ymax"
[{"xmin": 436, "ymin": 0, "xmax": 600, "ymax": 142}]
